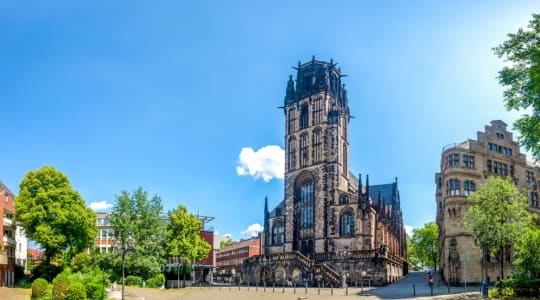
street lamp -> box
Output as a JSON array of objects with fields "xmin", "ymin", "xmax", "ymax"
[
  {"xmin": 361, "ymin": 271, "xmax": 366, "ymax": 296},
  {"xmin": 120, "ymin": 238, "xmax": 135, "ymax": 300}
]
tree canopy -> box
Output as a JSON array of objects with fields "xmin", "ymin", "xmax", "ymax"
[
  {"xmin": 460, "ymin": 176, "xmax": 533, "ymax": 280},
  {"xmin": 108, "ymin": 187, "xmax": 165, "ymax": 279},
  {"xmin": 494, "ymin": 14, "xmax": 540, "ymax": 160},
  {"xmin": 409, "ymin": 222, "xmax": 439, "ymax": 271},
  {"xmin": 15, "ymin": 166, "xmax": 97, "ymax": 271},
  {"xmin": 165, "ymin": 204, "xmax": 211, "ymax": 264},
  {"xmin": 513, "ymin": 226, "xmax": 540, "ymax": 279}
]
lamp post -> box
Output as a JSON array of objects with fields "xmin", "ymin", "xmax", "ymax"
[
  {"xmin": 121, "ymin": 239, "xmax": 135, "ymax": 300},
  {"xmin": 360, "ymin": 271, "xmax": 366, "ymax": 296}
]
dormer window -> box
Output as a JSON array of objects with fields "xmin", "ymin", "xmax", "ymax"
[{"xmin": 496, "ymin": 133, "xmax": 505, "ymax": 139}]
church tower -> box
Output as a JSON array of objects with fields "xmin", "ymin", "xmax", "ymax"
[{"xmin": 281, "ymin": 56, "xmax": 355, "ymax": 255}]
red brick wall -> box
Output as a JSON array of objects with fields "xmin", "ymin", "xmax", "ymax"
[{"xmin": 198, "ymin": 230, "xmax": 214, "ymax": 265}]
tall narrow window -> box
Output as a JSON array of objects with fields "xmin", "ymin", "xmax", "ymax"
[
  {"xmin": 299, "ymin": 104, "xmax": 309, "ymax": 129},
  {"xmin": 300, "ymin": 133, "xmax": 309, "ymax": 167},
  {"xmin": 530, "ymin": 192, "xmax": 538, "ymax": 207},
  {"xmin": 288, "ymin": 108, "xmax": 296, "ymax": 134},
  {"xmin": 527, "ymin": 171, "xmax": 535, "ymax": 184},
  {"xmin": 341, "ymin": 212, "xmax": 355, "ymax": 236},
  {"xmin": 312, "ymin": 98, "xmax": 323, "ymax": 125},
  {"xmin": 343, "ymin": 143, "xmax": 348, "ymax": 175},
  {"xmin": 272, "ymin": 221, "xmax": 285, "ymax": 245},
  {"xmin": 299, "ymin": 178, "xmax": 314, "ymax": 229},
  {"xmin": 288, "ymin": 137, "xmax": 297, "ymax": 171},
  {"xmin": 312, "ymin": 128, "xmax": 322, "ymax": 163}
]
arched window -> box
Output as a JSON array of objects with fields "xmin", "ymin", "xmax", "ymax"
[
  {"xmin": 339, "ymin": 194, "xmax": 349, "ymax": 204},
  {"xmin": 299, "ymin": 104, "xmax": 309, "ymax": 129},
  {"xmin": 341, "ymin": 210, "xmax": 355, "ymax": 236},
  {"xmin": 463, "ymin": 181, "xmax": 476, "ymax": 196},
  {"xmin": 299, "ymin": 178, "xmax": 314, "ymax": 229},
  {"xmin": 447, "ymin": 179, "xmax": 460, "ymax": 196},
  {"xmin": 312, "ymin": 128, "xmax": 322, "ymax": 163},
  {"xmin": 272, "ymin": 220, "xmax": 285, "ymax": 245},
  {"xmin": 288, "ymin": 137, "xmax": 297, "ymax": 171},
  {"xmin": 300, "ymin": 133, "xmax": 309, "ymax": 167},
  {"xmin": 288, "ymin": 108, "xmax": 296, "ymax": 134}
]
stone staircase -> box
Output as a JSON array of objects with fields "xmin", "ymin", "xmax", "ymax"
[{"xmin": 290, "ymin": 252, "xmax": 341, "ymax": 287}]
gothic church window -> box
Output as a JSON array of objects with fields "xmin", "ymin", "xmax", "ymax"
[
  {"xmin": 341, "ymin": 211, "xmax": 355, "ymax": 236},
  {"xmin": 288, "ymin": 137, "xmax": 297, "ymax": 171},
  {"xmin": 300, "ymin": 133, "xmax": 309, "ymax": 167},
  {"xmin": 299, "ymin": 178, "xmax": 314, "ymax": 229},
  {"xmin": 288, "ymin": 108, "xmax": 296, "ymax": 134},
  {"xmin": 299, "ymin": 104, "xmax": 309, "ymax": 129},
  {"xmin": 312, "ymin": 128, "xmax": 322, "ymax": 163},
  {"xmin": 272, "ymin": 220, "xmax": 285, "ymax": 245}
]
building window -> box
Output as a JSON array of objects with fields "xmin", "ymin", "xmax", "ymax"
[
  {"xmin": 299, "ymin": 104, "xmax": 309, "ymax": 130},
  {"xmin": 527, "ymin": 171, "xmax": 535, "ymax": 184},
  {"xmin": 341, "ymin": 212, "xmax": 355, "ymax": 236},
  {"xmin": 288, "ymin": 137, "xmax": 297, "ymax": 171},
  {"xmin": 312, "ymin": 98, "xmax": 323, "ymax": 125},
  {"xmin": 447, "ymin": 179, "xmax": 460, "ymax": 196},
  {"xmin": 463, "ymin": 181, "xmax": 476, "ymax": 196},
  {"xmin": 530, "ymin": 192, "xmax": 538, "ymax": 207},
  {"xmin": 300, "ymin": 133, "xmax": 309, "ymax": 167},
  {"xmin": 463, "ymin": 155, "xmax": 475, "ymax": 168},
  {"xmin": 288, "ymin": 108, "xmax": 296, "ymax": 134},
  {"xmin": 272, "ymin": 221, "xmax": 285, "ymax": 245},
  {"xmin": 312, "ymin": 128, "xmax": 322, "ymax": 163},
  {"xmin": 343, "ymin": 143, "xmax": 348, "ymax": 175},
  {"xmin": 340, "ymin": 194, "xmax": 349, "ymax": 204},
  {"xmin": 446, "ymin": 153, "xmax": 459, "ymax": 167},
  {"xmin": 496, "ymin": 133, "xmax": 505, "ymax": 139},
  {"xmin": 299, "ymin": 178, "xmax": 314, "ymax": 229}
]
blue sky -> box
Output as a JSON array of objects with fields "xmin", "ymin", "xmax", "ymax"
[{"xmin": 1, "ymin": 1, "xmax": 539, "ymax": 240}]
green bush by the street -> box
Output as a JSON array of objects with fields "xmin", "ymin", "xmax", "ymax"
[
  {"xmin": 53, "ymin": 271, "xmax": 71, "ymax": 300},
  {"xmin": 146, "ymin": 274, "xmax": 165, "ymax": 288},
  {"xmin": 66, "ymin": 282, "xmax": 87, "ymax": 300},
  {"xmin": 31, "ymin": 278, "xmax": 48, "ymax": 299},
  {"xmin": 125, "ymin": 275, "xmax": 142, "ymax": 286},
  {"xmin": 85, "ymin": 283, "xmax": 105, "ymax": 300}
]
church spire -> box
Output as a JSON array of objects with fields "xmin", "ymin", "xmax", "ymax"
[
  {"xmin": 263, "ymin": 196, "xmax": 269, "ymax": 254},
  {"xmin": 284, "ymin": 75, "xmax": 296, "ymax": 104}
]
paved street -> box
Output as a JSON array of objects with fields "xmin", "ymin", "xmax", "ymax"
[{"xmin": 364, "ymin": 271, "xmax": 482, "ymax": 299}]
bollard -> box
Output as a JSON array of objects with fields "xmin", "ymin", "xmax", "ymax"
[
  {"xmin": 447, "ymin": 283, "xmax": 450, "ymax": 294},
  {"xmin": 305, "ymin": 282, "xmax": 307, "ymax": 294},
  {"xmin": 282, "ymin": 283, "xmax": 285, "ymax": 293},
  {"xmin": 264, "ymin": 282, "xmax": 266, "ymax": 292},
  {"xmin": 355, "ymin": 280, "xmax": 358, "ymax": 288},
  {"xmin": 238, "ymin": 285, "xmax": 240, "ymax": 291},
  {"xmin": 229, "ymin": 285, "xmax": 231, "ymax": 291},
  {"xmin": 200, "ymin": 282, "xmax": 202, "ymax": 289},
  {"xmin": 273, "ymin": 282, "xmax": 275, "ymax": 293},
  {"xmin": 294, "ymin": 283, "xmax": 296, "ymax": 294},
  {"xmin": 413, "ymin": 283, "xmax": 416, "ymax": 296},
  {"xmin": 346, "ymin": 285, "xmax": 348, "ymax": 295},
  {"xmin": 318, "ymin": 284, "xmax": 320, "ymax": 295},
  {"xmin": 256, "ymin": 284, "xmax": 258, "ymax": 292},
  {"xmin": 331, "ymin": 284, "xmax": 333, "ymax": 295}
]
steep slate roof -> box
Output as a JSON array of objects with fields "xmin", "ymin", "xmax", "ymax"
[{"xmin": 369, "ymin": 182, "xmax": 396, "ymax": 206}]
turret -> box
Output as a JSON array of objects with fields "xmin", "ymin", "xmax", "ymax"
[{"xmin": 284, "ymin": 75, "xmax": 296, "ymax": 105}]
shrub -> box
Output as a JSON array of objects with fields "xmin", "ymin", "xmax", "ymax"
[
  {"xmin": 146, "ymin": 274, "xmax": 165, "ymax": 288},
  {"xmin": 53, "ymin": 271, "xmax": 71, "ymax": 300},
  {"xmin": 66, "ymin": 282, "xmax": 87, "ymax": 300},
  {"xmin": 86, "ymin": 283, "xmax": 105, "ymax": 300},
  {"xmin": 125, "ymin": 275, "xmax": 142, "ymax": 286},
  {"xmin": 31, "ymin": 278, "xmax": 48, "ymax": 299}
]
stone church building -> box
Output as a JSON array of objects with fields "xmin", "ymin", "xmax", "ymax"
[{"xmin": 243, "ymin": 57, "xmax": 407, "ymax": 287}]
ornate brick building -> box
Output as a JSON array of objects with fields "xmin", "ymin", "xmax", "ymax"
[
  {"xmin": 436, "ymin": 120, "xmax": 540, "ymax": 285},
  {"xmin": 244, "ymin": 57, "xmax": 407, "ymax": 286}
]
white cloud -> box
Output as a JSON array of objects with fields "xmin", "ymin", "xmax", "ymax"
[
  {"xmin": 404, "ymin": 225, "xmax": 414, "ymax": 236},
  {"xmin": 236, "ymin": 145, "xmax": 284, "ymax": 182},
  {"xmin": 240, "ymin": 223, "xmax": 263, "ymax": 237},
  {"xmin": 89, "ymin": 201, "xmax": 113, "ymax": 212}
]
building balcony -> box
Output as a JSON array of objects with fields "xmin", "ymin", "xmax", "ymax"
[
  {"xmin": 2, "ymin": 236, "xmax": 15, "ymax": 245},
  {"xmin": 3, "ymin": 217, "xmax": 13, "ymax": 227}
]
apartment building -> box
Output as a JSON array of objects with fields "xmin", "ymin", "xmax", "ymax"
[
  {"xmin": 0, "ymin": 181, "xmax": 16, "ymax": 286},
  {"xmin": 216, "ymin": 235, "xmax": 261, "ymax": 283}
]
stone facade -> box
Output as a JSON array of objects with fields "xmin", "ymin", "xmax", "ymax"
[
  {"xmin": 436, "ymin": 120, "xmax": 540, "ymax": 285},
  {"xmin": 244, "ymin": 57, "xmax": 407, "ymax": 287}
]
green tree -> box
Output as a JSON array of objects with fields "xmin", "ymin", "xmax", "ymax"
[
  {"xmin": 165, "ymin": 204, "xmax": 211, "ymax": 287},
  {"xmin": 494, "ymin": 14, "xmax": 540, "ymax": 160},
  {"xmin": 219, "ymin": 239, "xmax": 233, "ymax": 250},
  {"xmin": 108, "ymin": 187, "xmax": 165, "ymax": 279},
  {"xmin": 513, "ymin": 226, "xmax": 540, "ymax": 278},
  {"xmin": 410, "ymin": 222, "xmax": 439, "ymax": 271},
  {"xmin": 15, "ymin": 166, "xmax": 97, "ymax": 279},
  {"xmin": 406, "ymin": 233, "xmax": 422, "ymax": 270},
  {"xmin": 461, "ymin": 177, "xmax": 533, "ymax": 281}
]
